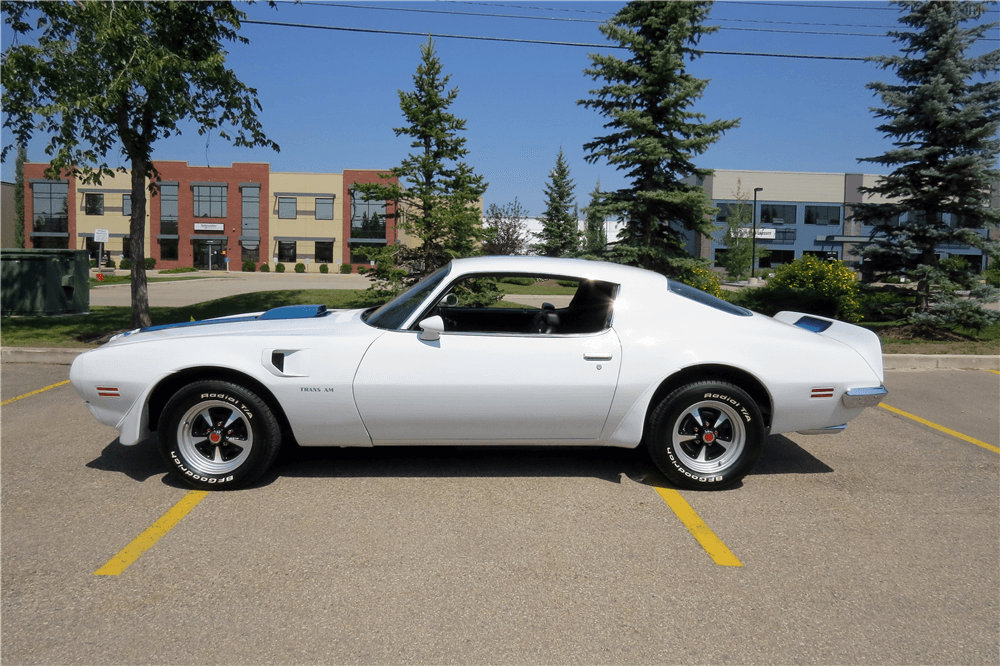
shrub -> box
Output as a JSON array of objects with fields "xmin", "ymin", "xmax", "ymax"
[
  {"xmin": 557, "ymin": 280, "xmax": 579, "ymax": 288},
  {"xmin": 90, "ymin": 259, "xmax": 97, "ymax": 268},
  {"xmin": 275, "ymin": 263, "xmax": 285, "ymax": 273},
  {"xmin": 260, "ymin": 263, "xmax": 270, "ymax": 273},
  {"xmin": 319, "ymin": 263, "xmax": 329, "ymax": 274},
  {"xmin": 242, "ymin": 260, "xmax": 256, "ymax": 272},
  {"xmin": 675, "ymin": 265, "xmax": 723, "ymax": 298},
  {"xmin": 340, "ymin": 263, "xmax": 353, "ymax": 274},
  {"xmin": 294, "ymin": 262, "xmax": 306, "ymax": 274},
  {"xmin": 499, "ymin": 276, "xmax": 535, "ymax": 286},
  {"xmin": 159, "ymin": 266, "xmax": 198, "ymax": 274},
  {"xmin": 119, "ymin": 258, "xmax": 132, "ymax": 270},
  {"xmin": 144, "ymin": 257, "xmax": 156, "ymax": 269},
  {"xmin": 732, "ymin": 255, "xmax": 862, "ymax": 322},
  {"xmin": 104, "ymin": 259, "xmax": 116, "ymax": 269},
  {"xmin": 356, "ymin": 265, "xmax": 368, "ymax": 275},
  {"xmin": 984, "ymin": 262, "xmax": 1000, "ymax": 288}
]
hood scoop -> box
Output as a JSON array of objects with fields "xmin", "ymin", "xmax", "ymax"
[{"xmin": 258, "ymin": 304, "xmax": 328, "ymax": 320}]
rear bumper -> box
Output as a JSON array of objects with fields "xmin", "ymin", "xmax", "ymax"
[{"xmin": 842, "ymin": 386, "xmax": 888, "ymax": 409}]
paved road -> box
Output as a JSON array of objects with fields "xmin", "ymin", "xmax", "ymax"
[
  {"xmin": 2, "ymin": 366, "xmax": 997, "ymax": 664},
  {"xmin": 90, "ymin": 271, "xmax": 374, "ymax": 307}
]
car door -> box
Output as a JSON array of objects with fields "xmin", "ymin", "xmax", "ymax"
[{"xmin": 353, "ymin": 328, "xmax": 621, "ymax": 444}]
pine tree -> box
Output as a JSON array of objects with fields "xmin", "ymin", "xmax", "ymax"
[
  {"xmin": 581, "ymin": 180, "xmax": 607, "ymax": 256},
  {"xmin": 13, "ymin": 144, "xmax": 27, "ymax": 249},
  {"xmin": 578, "ymin": 1, "xmax": 739, "ymax": 277},
  {"xmin": 533, "ymin": 148, "xmax": 579, "ymax": 257},
  {"xmin": 716, "ymin": 179, "xmax": 768, "ymax": 280},
  {"xmin": 852, "ymin": 0, "xmax": 999, "ymax": 327},
  {"xmin": 355, "ymin": 38, "xmax": 487, "ymax": 284}
]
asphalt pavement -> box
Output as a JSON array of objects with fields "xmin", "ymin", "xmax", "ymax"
[{"xmin": 1, "ymin": 364, "xmax": 997, "ymax": 664}]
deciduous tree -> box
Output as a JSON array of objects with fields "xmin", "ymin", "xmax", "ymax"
[
  {"xmin": 2, "ymin": 1, "xmax": 278, "ymax": 327},
  {"xmin": 483, "ymin": 198, "xmax": 530, "ymax": 256},
  {"xmin": 13, "ymin": 144, "xmax": 26, "ymax": 249}
]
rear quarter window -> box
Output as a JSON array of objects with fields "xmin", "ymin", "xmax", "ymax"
[{"xmin": 667, "ymin": 281, "xmax": 752, "ymax": 317}]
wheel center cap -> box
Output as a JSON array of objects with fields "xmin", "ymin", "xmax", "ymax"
[
  {"xmin": 209, "ymin": 431, "xmax": 223, "ymax": 445},
  {"xmin": 703, "ymin": 431, "xmax": 716, "ymax": 443}
]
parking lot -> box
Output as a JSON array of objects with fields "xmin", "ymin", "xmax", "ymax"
[{"xmin": 2, "ymin": 364, "xmax": 997, "ymax": 665}]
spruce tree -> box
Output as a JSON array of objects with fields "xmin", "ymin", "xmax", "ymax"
[
  {"xmin": 533, "ymin": 148, "xmax": 579, "ymax": 257},
  {"xmin": 578, "ymin": 1, "xmax": 739, "ymax": 277},
  {"xmin": 355, "ymin": 38, "xmax": 487, "ymax": 283},
  {"xmin": 852, "ymin": 0, "xmax": 999, "ymax": 327},
  {"xmin": 581, "ymin": 180, "xmax": 607, "ymax": 256}
]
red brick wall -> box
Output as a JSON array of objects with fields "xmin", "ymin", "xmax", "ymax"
[
  {"xmin": 342, "ymin": 169, "xmax": 398, "ymax": 269},
  {"xmin": 150, "ymin": 162, "xmax": 270, "ymax": 270},
  {"xmin": 23, "ymin": 164, "xmax": 76, "ymax": 250}
]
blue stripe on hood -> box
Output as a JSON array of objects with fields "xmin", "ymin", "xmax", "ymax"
[{"xmin": 127, "ymin": 304, "xmax": 329, "ymax": 336}]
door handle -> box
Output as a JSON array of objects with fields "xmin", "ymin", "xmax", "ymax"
[{"xmin": 584, "ymin": 353, "xmax": 613, "ymax": 361}]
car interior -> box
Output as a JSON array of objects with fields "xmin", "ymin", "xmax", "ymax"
[{"xmin": 427, "ymin": 276, "xmax": 618, "ymax": 336}]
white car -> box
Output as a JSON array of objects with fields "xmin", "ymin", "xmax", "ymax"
[{"xmin": 70, "ymin": 256, "xmax": 887, "ymax": 491}]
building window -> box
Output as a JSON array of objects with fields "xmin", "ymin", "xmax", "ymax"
[
  {"xmin": 278, "ymin": 241, "xmax": 297, "ymax": 263},
  {"xmin": 193, "ymin": 185, "xmax": 227, "ymax": 218},
  {"xmin": 121, "ymin": 235, "xmax": 131, "ymax": 259},
  {"xmin": 316, "ymin": 198, "xmax": 334, "ymax": 220},
  {"xmin": 760, "ymin": 204, "xmax": 796, "ymax": 226},
  {"xmin": 350, "ymin": 190, "xmax": 387, "ymax": 239},
  {"xmin": 122, "ymin": 193, "xmax": 132, "ymax": 216},
  {"xmin": 159, "ymin": 238, "xmax": 179, "ymax": 260},
  {"xmin": 33, "ymin": 236, "xmax": 69, "ymax": 249},
  {"xmin": 242, "ymin": 244, "xmax": 260, "ymax": 264},
  {"xmin": 84, "ymin": 193, "xmax": 104, "ymax": 215},
  {"xmin": 278, "ymin": 197, "xmax": 297, "ymax": 219},
  {"xmin": 349, "ymin": 242, "xmax": 378, "ymax": 264},
  {"xmin": 315, "ymin": 241, "xmax": 334, "ymax": 263},
  {"xmin": 770, "ymin": 228, "xmax": 797, "ymax": 244},
  {"xmin": 161, "ymin": 183, "xmax": 179, "ymax": 235},
  {"xmin": 31, "ymin": 181, "xmax": 69, "ymax": 233},
  {"xmin": 805, "ymin": 206, "xmax": 840, "ymax": 226}
]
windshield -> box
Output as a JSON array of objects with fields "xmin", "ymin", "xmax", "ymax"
[{"xmin": 363, "ymin": 263, "xmax": 452, "ymax": 330}]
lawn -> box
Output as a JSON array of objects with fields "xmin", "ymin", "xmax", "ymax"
[{"xmin": 1, "ymin": 289, "xmax": 383, "ymax": 348}]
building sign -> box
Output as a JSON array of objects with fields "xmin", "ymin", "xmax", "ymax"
[
  {"xmin": 93, "ymin": 228, "xmax": 110, "ymax": 243},
  {"xmin": 733, "ymin": 228, "xmax": 776, "ymax": 240},
  {"xmin": 194, "ymin": 223, "xmax": 225, "ymax": 232}
]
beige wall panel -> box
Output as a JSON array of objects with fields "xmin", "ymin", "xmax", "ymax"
[
  {"xmin": 269, "ymin": 172, "xmax": 342, "ymax": 272},
  {"xmin": 75, "ymin": 171, "xmax": 151, "ymax": 257},
  {"xmin": 711, "ymin": 170, "xmax": 846, "ymax": 203}
]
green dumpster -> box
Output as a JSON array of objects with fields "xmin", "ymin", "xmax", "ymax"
[{"xmin": 1, "ymin": 249, "xmax": 90, "ymax": 316}]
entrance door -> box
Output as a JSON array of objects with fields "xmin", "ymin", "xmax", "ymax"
[{"xmin": 193, "ymin": 240, "xmax": 227, "ymax": 270}]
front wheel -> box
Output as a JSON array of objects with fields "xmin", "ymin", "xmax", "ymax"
[
  {"xmin": 158, "ymin": 380, "xmax": 282, "ymax": 490},
  {"xmin": 647, "ymin": 381, "xmax": 764, "ymax": 490}
]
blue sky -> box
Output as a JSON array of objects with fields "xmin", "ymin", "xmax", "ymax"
[{"xmin": 2, "ymin": 1, "xmax": 997, "ymax": 217}]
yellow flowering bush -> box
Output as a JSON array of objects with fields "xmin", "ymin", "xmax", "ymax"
[
  {"xmin": 677, "ymin": 265, "xmax": 724, "ymax": 298},
  {"xmin": 767, "ymin": 255, "xmax": 862, "ymax": 322}
]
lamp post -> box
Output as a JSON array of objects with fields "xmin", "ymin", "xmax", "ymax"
[{"xmin": 752, "ymin": 187, "xmax": 763, "ymax": 277}]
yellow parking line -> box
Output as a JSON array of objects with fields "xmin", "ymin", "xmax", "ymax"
[
  {"xmin": 652, "ymin": 485, "xmax": 743, "ymax": 567},
  {"xmin": 95, "ymin": 491, "xmax": 209, "ymax": 576},
  {"xmin": 880, "ymin": 403, "xmax": 1000, "ymax": 455},
  {"xmin": 989, "ymin": 370, "xmax": 999, "ymax": 376},
  {"xmin": 0, "ymin": 380, "xmax": 71, "ymax": 407}
]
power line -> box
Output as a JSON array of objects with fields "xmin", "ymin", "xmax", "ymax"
[{"xmin": 242, "ymin": 18, "xmax": 871, "ymax": 59}]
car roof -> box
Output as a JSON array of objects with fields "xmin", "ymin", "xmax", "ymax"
[{"xmin": 449, "ymin": 255, "xmax": 666, "ymax": 286}]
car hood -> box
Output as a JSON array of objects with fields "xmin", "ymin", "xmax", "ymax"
[{"xmin": 103, "ymin": 304, "xmax": 361, "ymax": 346}]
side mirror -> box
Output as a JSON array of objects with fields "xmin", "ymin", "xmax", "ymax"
[
  {"xmin": 418, "ymin": 315, "xmax": 445, "ymax": 341},
  {"xmin": 441, "ymin": 293, "xmax": 459, "ymax": 307}
]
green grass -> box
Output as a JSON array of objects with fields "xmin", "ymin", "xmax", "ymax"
[
  {"xmin": 89, "ymin": 274, "xmax": 217, "ymax": 288},
  {"xmin": 1, "ymin": 289, "xmax": 383, "ymax": 348},
  {"xmin": 497, "ymin": 281, "xmax": 577, "ymax": 296},
  {"xmin": 864, "ymin": 321, "xmax": 1000, "ymax": 356}
]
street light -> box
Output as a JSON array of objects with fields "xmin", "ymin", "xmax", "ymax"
[{"xmin": 752, "ymin": 187, "xmax": 763, "ymax": 277}]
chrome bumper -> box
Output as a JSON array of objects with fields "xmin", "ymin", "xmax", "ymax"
[{"xmin": 842, "ymin": 386, "xmax": 888, "ymax": 409}]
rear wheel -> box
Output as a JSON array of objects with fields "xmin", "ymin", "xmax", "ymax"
[
  {"xmin": 158, "ymin": 380, "xmax": 281, "ymax": 490},
  {"xmin": 648, "ymin": 381, "xmax": 763, "ymax": 490}
]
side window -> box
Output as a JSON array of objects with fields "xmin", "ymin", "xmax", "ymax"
[
  {"xmin": 84, "ymin": 193, "xmax": 104, "ymax": 215},
  {"xmin": 278, "ymin": 197, "xmax": 297, "ymax": 219},
  {"xmin": 429, "ymin": 275, "xmax": 616, "ymax": 336}
]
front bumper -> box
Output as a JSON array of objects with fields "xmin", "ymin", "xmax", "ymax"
[{"xmin": 842, "ymin": 386, "xmax": 888, "ymax": 409}]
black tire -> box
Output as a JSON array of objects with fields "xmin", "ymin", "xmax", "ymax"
[
  {"xmin": 647, "ymin": 381, "xmax": 764, "ymax": 490},
  {"xmin": 157, "ymin": 380, "xmax": 282, "ymax": 490}
]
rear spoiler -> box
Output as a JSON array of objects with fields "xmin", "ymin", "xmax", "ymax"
[{"xmin": 772, "ymin": 311, "xmax": 884, "ymax": 381}]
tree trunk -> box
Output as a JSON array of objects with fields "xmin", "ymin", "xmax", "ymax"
[{"xmin": 129, "ymin": 161, "xmax": 151, "ymax": 328}]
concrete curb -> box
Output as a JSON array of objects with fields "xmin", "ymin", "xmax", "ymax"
[
  {"xmin": 3, "ymin": 347, "xmax": 998, "ymax": 371},
  {"xmin": 883, "ymin": 354, "xmax": 1000, "ymax": 371}
]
